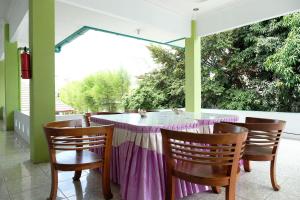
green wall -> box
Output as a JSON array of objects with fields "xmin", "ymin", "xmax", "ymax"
[
  {"xmin": 0, "ymin": 60, "xmax": 5, "ymax": 120},
  {"xmin": 185, "ymin": 20, "xmax": 201, "ymax": 112},
  {"xmin": 29, "ymin": 0, "xmax": 55, "ymax": 163},
  {"xmin": 4, "ymin": 24, "xmax": 20, "ymax": 130}
]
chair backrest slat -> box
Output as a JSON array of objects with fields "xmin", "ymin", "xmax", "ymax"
[
  {"xmin": 43, "ymin": 120, "xmax": 114, "ymax": 163},
  {"xmin": 170, "ymin": 145, "xmax": 236, "ymax": 156},
  {"xmin": 162, "ymin": 123, "xmax": 248, "ymax": 170},
  {"xmin": 171, "ymin": 156, "xmax": 235, "ymax": 166},
  {"xmin": 53, "ymin": 145, "xmax": 105, "ymax": 151},
  {"xmin": 225, "ymin": 117, "xmax": 286, "ymax": 153},
  {"xmin": 52, "ymin": 135, "xmax": 106, "ymax": 142},
  {"xmin": 52, "ymin": 140, "xmax": 105, "ymax": 146}
]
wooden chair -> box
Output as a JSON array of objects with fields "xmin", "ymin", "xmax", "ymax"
[
  {"xmin": 85, "ymin": 112, "xmax": 122, "ymax": 127},
  {"xmin": 161, "ymin": 123, "xmax": 248, "ymax": 200},
  {"xmin": 43, "ymin": 120, "xmax": 114, "ymax": 200},
  {"xmin": 224, "ymin": 117, "xmax": 286, "ymax": 191}
]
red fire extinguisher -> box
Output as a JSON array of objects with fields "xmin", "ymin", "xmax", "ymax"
[{"xmin": 19, "ymin": 47, "xmax": 31, "ymax": 79}]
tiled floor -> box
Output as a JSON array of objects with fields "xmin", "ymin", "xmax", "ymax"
[{"xmin": 0, "ymin": 121, "xmax": 300, "ymax": 200}]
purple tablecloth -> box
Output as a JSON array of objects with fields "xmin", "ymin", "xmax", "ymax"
[{"xmin": 91, "ymin": 111, "xmax": 238, "ymax": 200}]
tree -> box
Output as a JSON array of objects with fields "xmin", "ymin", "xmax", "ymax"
[
  {"xmin": 60, "ymin": 68, "xmax": 130, "ymax": 112},
  {"xmin": 124, "ymin": 12, "xmax": 300, "ymax": 112},
  {"xmin": 123, "ymin": 46, "xmax": 185, "ymax": 110},
  {"xmin": 264, "ymin": 13, "xmax": 300, "ymax": 112},
  {"xmin": 60, "ymin": 81, "xmax": 87, "ymax": 111}
]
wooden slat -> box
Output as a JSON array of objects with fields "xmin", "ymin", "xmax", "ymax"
[
  {"xmin": 52, "ymin": 136, "xmax": 106, "ymax": 142},
  {"xmin": 172, "ymin": 155, "xmax": 234, "ymax": 166},
  {"xmin": 170, "ymin": 142, "xmax": 236, "ymax": 151},
  {"xmin": 172, "ymin": 151, "xmax": 234, "ymax": 162},
  {"xmin": 248, "ymin": 131, "xmax": 280, "ymax": 136},
  {"xmin": 171, "ymin": 145, "xmax": 235, "ymax": 156},
  {"xmin": 53, "ymin": 140, "xmax": 105, "ymax": 146},
  {"xmin": 246, "ymin": 144, "xmax": 278, "ymax": 147},
  {"xmin": 53, "ymin": 144, "xmax": 105, "ymax": 151}
]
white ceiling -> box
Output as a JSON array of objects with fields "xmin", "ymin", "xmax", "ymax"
[
  {"xmin": 1, "ymin": 0, "xmax": 300, "ymax": 58},
  {"xmin": 144, "ymin": 0, "xmax": 238, "ymax": 17},
  {"xmin": 0, "ymin": 0, "xmax": 10, "ymax": 19}
]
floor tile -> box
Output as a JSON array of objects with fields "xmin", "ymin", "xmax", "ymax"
[
  {"xmin": 236, "ymin": 180, "xmax": 274, "ymax": 200},
  {"xmin": 6, "ymin": 174, "xmax": 51, "ymax": 194},
  {"xmin": 10, "ymin": 185, "xmax": 66, "ymax": 200},
  {"xmin": 0, "ymin": 180, "xmax": 10, "ymax": 200},
  {"xmin": 1, "ymin": 160, "xmax": 45, "ymax": 181},
  {"xmin": 58, "ymin": 174, "xmax": 102, "ymax": 197},
  {"xmin": 68, "ymin": 190, "xmax": 121, "ymax": 200},
  {"xmin": 279, "ymin": 177, "xmax": 300, "ymax": 197},
  {"xmin": 0, "ymin": 122, "xmax": 300, "ymax": 200},
  {"xmin": 265, "ymin": 191, "xmax": 300, "ymax": 200}
]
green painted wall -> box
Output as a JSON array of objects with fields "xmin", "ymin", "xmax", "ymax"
[
  {"xmin": 185, "ymin": 20, "xmax": 201, "ymax": 112},
  {"xmin": 0, "ymin": 60, "xmax": 5, "ymax": 120},
  {"xmin": 29, "ymin": 0, "xmax": 55, "ymax": 163},
  {"xmin": 4, "ymin": 24, "xmax": 20, "ymax": 130}
]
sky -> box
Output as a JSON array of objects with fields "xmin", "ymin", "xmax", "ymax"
[{"xmin": 55, "ymin": 30, "xmax": 166, "ymax": 91}]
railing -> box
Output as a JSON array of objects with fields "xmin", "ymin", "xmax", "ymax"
[
  {"xmin": 203, "ymin": 109, "xmax": 300, "ymax": 139},
  {"xmin": 14, "ymin": 111, "xmax": 30, "ymax": 143},
  {"xmin": 14, "ymin": 109, "xmax": 300, "ymax": 144},
  {"xmin": 14, "ymin": 111, "xmax": 84, "ymax": 144}
]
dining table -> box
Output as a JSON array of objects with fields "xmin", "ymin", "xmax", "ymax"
[{"xmin": 90, "ymin": 111, "xmax": 238, "ymax": 200}]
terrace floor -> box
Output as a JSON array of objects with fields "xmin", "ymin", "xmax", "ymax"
[{"xmin": 0, "ymin": 120, "xmax": 299, "ymax": 200}]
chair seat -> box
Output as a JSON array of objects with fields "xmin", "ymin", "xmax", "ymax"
[
  {"xmin": 244, "ymin": 146, "xmax": 274, "ymax": 161},
  {"xmin": 173, "ymin": 161, "xmax": 235, "ymax": 186},
  {"xmin": 55, "ymin": 151, "xmax": 102, "ymax": 170}
]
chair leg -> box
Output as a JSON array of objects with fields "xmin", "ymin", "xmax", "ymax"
[
  {"xmin": 102, "ymin": 166, "xmax": 113, "ymax": 200},
  {"xmin": 270, "ymin": 159, "xmax": 280, "ymax": 191},
  {"xmin": 243, "ymin": 159, "xmax": 251, "ymax": 172},
  {"xmin": 212, "ymin": 186, "xmax": 221, "ymax": 194},
  {"xmin": 73, "ymin": 170, "xmax": 82, "ymax": 181},
  {"xmin": 165, "ymin": 176, "xmax": 175, "ymax": 200},
  {"xmin": 225, "ymin": 184, "xmax": 236, "ymax": 200},
  {"xmin": 49, "ymin": 168, "xmax": 58, "ymax": 200}
]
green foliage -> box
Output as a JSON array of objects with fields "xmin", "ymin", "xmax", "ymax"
[
  {"xmin": 123, "ymin": 46, "xmax": 185, "ymax": 110},
  {"xmin": 60, "ymin": 81, "xmax": 87, "ymax": 112},
  {"xmin": 60, "ymin": 68, "xmax": 130, "ymax": 112},
  {"xmin": 263, "ymin": 13, "xmax": 300, "ymax": 111},
  {"xmin": 124, "ymin": 12, "xmax": 300, "ymax": 112}
]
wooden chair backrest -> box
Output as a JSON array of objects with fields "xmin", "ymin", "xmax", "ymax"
[
  {"xmin": 85, "ymin": 112, "xmax": 122, "ymax": 127},
  {"xmin": 226, "ymin": 117, "xmax": 286, "ymax": 154},
  {"xmin": 161, "ymin": 123, "xmax": 248, "ymax": 177},
  {"xmin": 43, "ymin": 120, "xmax": 114, "ymax": 164}
]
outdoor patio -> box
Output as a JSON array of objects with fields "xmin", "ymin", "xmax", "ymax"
[
  {"xmin": 1, "ymin": 0, "xmax": 300, "ymax": 200},
  {"xmin": 1, "ymin": 120, "xmax": 300, "ymax": 200}
]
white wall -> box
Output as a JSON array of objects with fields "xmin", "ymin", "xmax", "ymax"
[
  {"xmin": 56, "ymin": 114, "xmax": 84, "ymax": 122},
  {"xmin": 14, "ymin": 109, "xmax": 300, "ymax": 144},
  {"xmin": 14, "ymin": 111, "xmax": 30, "ymax": 143},
  {"xmin": 14, "ymin": 111, "xmax": 84, "ymax": 144},
  {"xmin": 203, "ymin": 109, "xmax": 300, "ymax": 140}
]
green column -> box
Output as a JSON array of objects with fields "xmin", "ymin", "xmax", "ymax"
[
  {"xmin": 185, "ymin": 20, "xmax": 201, "ymax": 112},
  {"xmin": 29, "ymin": 0, "xmax": 55, "ymax": 163},
  {"xmin": 0, "ymin": 60, "xmax": 5, "ymax": 120},
  {"xmin": 4, "ymin": 24, "xmax": 20, "ymax": 130}
]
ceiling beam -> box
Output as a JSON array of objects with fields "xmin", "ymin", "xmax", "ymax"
[
  {"xmin": 6, "ymin": 0, "xmax": 28, "ymax": 42},
  {"xmin": 197, "ymin": 0, "xmax": 300, "ymax": 36},
  {"xmin": 58, "ymin": 0, "xmax": 191, "ymax": 39}
]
